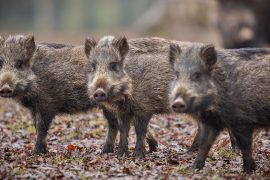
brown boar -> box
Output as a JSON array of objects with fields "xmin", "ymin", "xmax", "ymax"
[
  {"xmin": 169, "ymin": 42, "xmax": 270, "ymax": 173},
  {"xmin": 0, "ymin": 35, "xmax": 95, "ymax": 154},
  {"xmin": 217, "ymin": 0, "xmax": 258, "ymax": 48},
  {"xmin": 85, "ymin": 36, "xmax": 237, "ymax": 157},
  {"xmin": 251, "ymin": 0, "xmax": 270, "ymax": 45},
  {"xmin": 85, "ymin": 36, "xmax": 173, "ymax": 157},
  {"xmin": 217, "ymin": 0, "xmax": 270, "ymax": 48}
]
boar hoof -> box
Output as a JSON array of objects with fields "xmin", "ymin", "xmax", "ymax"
[
  {"xmin": 117, "ymin": 147, "xmax": 129, "ymax": 157},
  {"xmin": 117, "ymin": 150, "xmax": 129, "ymax": 157},
  {"xmin": 243, "ymin": 160, "xmax": 256, "ymax": 174},
  {"xmin": 148, "ymin": 139, "xmax": 158, "ymax": 152},
  {"xmin": 187, "ymin": 145, "xmax": 199, "ymax": 153},
  {"xmin": 134, "ymin": 150, "xmax": 145, "ymax": 159},
  {"xmin": 34, "ymin": 145, "xmax": 48, "ymax": 155},
  {"xmin": 102, "ymin": 144, "xmax": 114, "ymax": 154},
  {"xmin": 192, "ymin": 159, "xmax": 205, "ymax": 170}
]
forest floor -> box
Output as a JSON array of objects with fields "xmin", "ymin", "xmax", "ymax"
[{"xmin": 0, "ymin": 100, "xmax": 270, "ymax": 179}]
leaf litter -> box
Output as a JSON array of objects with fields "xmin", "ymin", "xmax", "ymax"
[{"xmin": 0, "ymin": 100, "xmax": 270, "ymax": 179}]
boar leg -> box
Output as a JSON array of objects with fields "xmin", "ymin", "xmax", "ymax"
[
  {"xmin": 189, "ymin": 125, "xmax": 239, "ymax": 153},
  {"xmin": 117, "ymin": 114, "xmax": 131, "ymax": 157},
  {"xmin": 188, "ymin": 121, "xmax": 202, "ymax": 152},
  {"xmin": 189, "ymin": 122, "xmax": 239, "ymax": 153},
  {"xmin": 193, "ymin": 123, "xmax": 220, "ymax": 170},
  {"xmin": 228, "ymin": 129, "xmax": 239, "ymax": 151},
  {"xmin": 188, "ymin": 131, "xmax": 200, "ymax": 152},
  {"xmin": 231, "ymin": 126, "xmax": 255, "ymax": 173},
  {"xmin": 102, "ymin": 108, "xmax": 118, "ymax": 154},
  {"xmin": 133, "ymin": 114, "xmax": 151, "ymax": 158},
  {"xmin": 33, "ymin": 111, "xmax": 54, "ymax": 154},
  {"xmin": 146, "ymin": 130, "xmax": 158, "ymax": 152}
]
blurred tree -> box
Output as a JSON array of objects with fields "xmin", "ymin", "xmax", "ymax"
[
  {"xmin": 0, "ymin": 0, "xmax": 155, "ymax": 33},
  {"xmin": 33, "ymin": 0, "xmax": 54, "ymax": 32},
  {"xmin": 0, "ymin": 0, "xmax": 35, "ymax": 32}
]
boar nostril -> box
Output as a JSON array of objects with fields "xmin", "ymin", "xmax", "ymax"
[
  {"xmin": 0, "ymin": 85, "xmax": 13, "ymax": 97},
  {"xmin": 171, "ymin": 97, "xmax": 186, "ymax": 113},
  {"xmin": 93, "ymin": 89, "xmax": 107, "ymax": 101},
  {"xmin": 172, "ymin": 103, "xmax": 185, "ymax": 109}
]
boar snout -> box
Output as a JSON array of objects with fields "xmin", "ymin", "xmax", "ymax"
[
  {"xmin": 171, "ymin": 97, "xmax": 186, "ymax": 113},
  {"xmin": 93, "ymin": 88, "xmax": 107, "ymax": 101},
  {"xmin": 0, "ymin": 84, "xmax": 13, "ymax": 97},
  {"xmin": 0, "ymin": 73, "xmax": 16, "ymax": 97}
]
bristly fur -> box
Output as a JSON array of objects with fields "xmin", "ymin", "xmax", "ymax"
[
  {"xmin": 86, "ymin": 36, "xmax": 209, "ymax": 157},
  {"xmin": 169, "ymin": 43, "xmax": 270, "ymax": 173},
  {"xmin": 97, "ymin": 36, "xmax": 115, "ymax": 48},
  {"xmin": 0, "ymin": 35, "xmax": 96, "ymax": 154}
]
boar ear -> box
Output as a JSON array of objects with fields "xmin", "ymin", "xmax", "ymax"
[
  {"xmin": 85, "ymin": 38, "xmax": 96, "ymax": 58},
  {"xmin": 112, "ymin": 36, "xmax": 129, "ymax": 59},
  {"xmin": 0, "ymin": 36, "xmax": 4, "ymax": 47},
  {"xmin": 169, "ymin": 43, "xmax": 181, "ymax": 67},
  {"xmin": 200, "ymin": 44, "xmax": 217, "ymax": 66},
  {"xmin": 25, "ymin": 34, "xmax": 36, "ymax": 56}
]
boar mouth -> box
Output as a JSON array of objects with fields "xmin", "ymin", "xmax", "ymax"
[
  {"xmin": 186, "ymin": 95, "xmax": 214, "ymax": 113},
  {"xmin": 0, "ymin": 95, "xmax": 13, "ymax": 98},
  {"xmin": 0, "ymin": 93, "xmax": 14, "ymax": 98},
  {"xmin": 0, "ymin": 84, "xmax": 15, "ymax": 98},
  {"xmin": 95, "ymin": 97, "xmax": 108, "ymax": 102},
  {"xmin": 107, "ymin": 82, "xmax": 130, "ymax": 100}
]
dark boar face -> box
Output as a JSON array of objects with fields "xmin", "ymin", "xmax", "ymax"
[
  {"xmin": 169, "ymin": 43, "xmax": 218, "ymax": 113},
  {"xmin": 85, "ymin": 36, "xmax": 131, "ymax": 103},
  {"xmin": 218, "ymin": 1, "xmax": 257, "ymax": 48},
  {"xmin": 0, "ymin": 35, "xmax": 36, "ymax": 98}
]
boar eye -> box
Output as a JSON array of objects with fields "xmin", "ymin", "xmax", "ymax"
[
  {"xmin": 175, "ymin": 71, "xmax": 180, "ymax": 79},
  {"xmin": 109, "ymin": 62, "xmax": 119, "ymax": 72},
  {"xmin": 191, "ymin": 72, "xmax": 202, "ymax": 81},
  {"xmin": 0, "ymin": 59, "xmax": 3, "ymax": 68},
  {"xmin": 91, "ymin": 62, "xmax": 96, "ymax": 72},
  {"xmin": 16, "ymin": 60, "xmax": 24, "ymax": 69}
]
